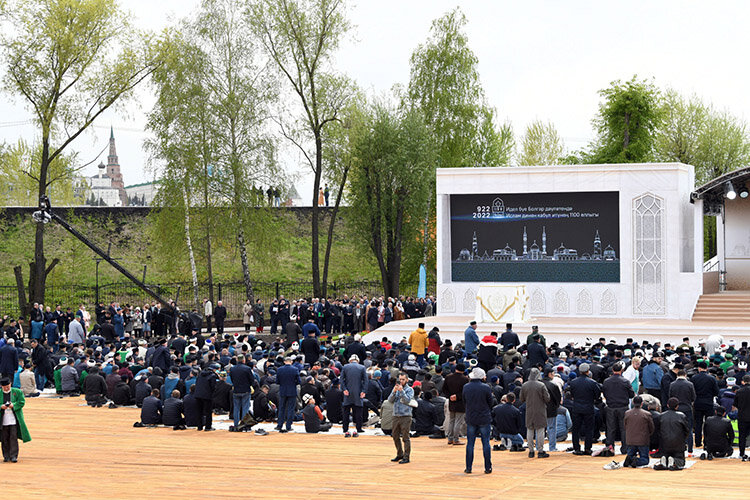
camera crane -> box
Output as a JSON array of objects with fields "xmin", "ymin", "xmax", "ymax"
[{"xmin": 33, "ymin": 195, "xmax": 175, "ymax": 313}]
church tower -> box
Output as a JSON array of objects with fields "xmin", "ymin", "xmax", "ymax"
[
  {"xmin": 523, "ymin": 226, "xmax": 528, "ymax": 256},
  {"xmin": 106, "ymin": 126, "xmax": 128, "ymax": 206},
  {"xmin": 542, "ymin": 226, "xmax": 547, "ymax": 255}
]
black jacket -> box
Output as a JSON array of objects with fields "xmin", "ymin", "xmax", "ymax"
[
  {"xmin": 692, "ymin": 372, "xmax": 719, "ymax": 410},
  {"xmin": 183, "ymin": 393, "xmax": 201, "ymax": 427},
  {"xmin": 301, "ymin": 337, "xmax": 320, "ymax": 365},
  {"xmin": 704, "ymin": 416, "xmax": 734, "ymax": 453},
  {"xmin": 135, "ymin": 379, "xmax": 152, "ymax": 407},
  {"xmin": 602, "ymin": 374, "xmax": 635, "ymax": 408},
  {"xmin": 324, "ymin": 387, "xmax": 344, "ymax": 423},
  {"xmin": 669, "ymin": 378, "xmax": 696, "ymax": 413},
  {"xmin": 659, "ymin": 409, "xmax": 690, "ymax": 453},
  {"xmin": 194, "ymin": 369, "xmax": 217, "ymax": 400},
  {"xmin": 212, "ymin": 380, "xmax": 232, "ymax": 411},
  {"xmin": 286, "ymin": 322, "xmax": 302, "ymax": 344},
  {"xmin": 413, "ymin": 399, "xmax": 439, "ymax": 433},
  {"xmin": 253, "ymin": 391, "xmax": 274, "ymax": 421},
  {"xmin": 140, "ymin": 395, "xmax": 163, "ymax": 424},
  {"xmin": 568, "ymin": 374, "xmax": 601, "ymax": 414},
  {"xmin": 83, "ymin": 373, "xmax": 108, "ymax": 401},
  {"xmin": 735, "ymin": 385, "xmax": 750, "ymax": 422},
  {"xmin": 343, "ymin": 342, "xmax": 367, "ymax": 365},
  {"xmin": 492, "ymin": 402, "xmax": 523, "ymax": 434},
  {"xmin": 525, "ymin": 342, "xmax": 548, "ymax": 368},
  {"xmin": 462, "ymin": 380, "xmax": 493, "ymax": 426},
  {"xmin": 112, "ymin": 381, "xmax": 133, "ymax": 406},
  {"xmin": 162, "ymin": 397, "xmax": 184, "ymax": 426},
  {"xmin": 230, "ymin": 363, "xmax": 255, "ymax": 394},
  {"xmin": 542, "ymin": 379, "xmax": 561, "ymax": 418}
]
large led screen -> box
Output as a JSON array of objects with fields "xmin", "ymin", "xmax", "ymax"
[{"xmin": 450, "ymin": 192, "xmax": 620, "ymax": 282}]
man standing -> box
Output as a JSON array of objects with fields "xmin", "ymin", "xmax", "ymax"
[
  {"xmin": 387, "ymin": 372, "xmax": 414, "ymax": 464},
  {"xmin": 542, "ymin": 367, "xmax": 562, "ymax": 452},
  {"xmin": 462, "ymin": 368, "xmax": 493, "ymax": 474},
  {"xmin": 464, "ymin": 321, "xmax": 480, "ymax": 355},
  {"xmin": 642, "ymin": 352, "xmax": 664, "ymax": 400},
  {"xmin": 669, "ymin": 369, "xmax": 696, "ymax": 454},
  {"xmin": 442, "ymin": 363, "xmax": 469, "ymax": 445},
  {"xmin": 524, "ymin": 333, "xmax": 548, "ymax": 368},
  {"xmin": 300, "ymin": 330, "xmax": 320, "ymax": 366},
  {"xmin": 519, "ymin": 367, "xmax": 551, "ymax": 458},
  {"xmin": 408, "ymin": 323, "xmax": 429, "ymax": 367},
  {"xmin": 499, "ymin": 323, "xmax": 520, "ymax": 351},
  {"xmin": 602, "ymin": 362, "xmax": 635, "ymax": 455},
  {"xmin": 340, "ymin": 354, "xmax": 367, "ymax": 437},
  {"xmin": 0, "ymin": 339, "xmax": 19, "ymax": 382},
  {"xmin": 194, "ymin": 365, "xmax": 217, "ymax": 431},
  {"xmin": 622, "ymin": 396, "xmax": 654, "ymax": 468},
  {"xmin": 569, "ymin": 363, "xmax": 601, "ymax": 455},
  {"xmin": 67, "ymin": 316, "xmax": 86, "ymax": 345},
  {"xmin": 735, "ymin": 374, "xmax": 750, "ymax": 458},
  {"xmin": 230, "ymin": 355, "xmax": 255, "ymax": 431},
  {"xmin": 275, "ymin": 357, "xmax": 300, "ymax": 433},
  {"xmin": 692, "ymin": 361, "xmax": 719, "ymax": 449},
  {"xmin": 213, "ymin": 300, "xmax": 226, "ymax": 337},
  {"xmin": 203, "ymin": 298, "xmax": 213, "ymax": 334},
  {"xmin": 1, "ymin": 377, "xmax": 31, "ymax": 462}
]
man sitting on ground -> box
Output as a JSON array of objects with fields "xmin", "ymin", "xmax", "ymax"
[
  {"xmin": 702, "ymin": 406, "xmax": 734, "ymax": 459},
  {"xmin": 654, "ymin": 397, "xmax": 690, "ymax": 471},
  {"xmin": 492, "ymin": 393, "xmax": 525, "ymax": 452},
  {"xmin": 623, "ymin": 396, "xmax": 654, "ymax": 468},
  {"xmin": 163, "ymin": 389, "xmax": 186, "ymax": 430},
  {"xmin": 302, "ymin": 394, "xmax": 332, "ymax": 433},
  {"xmin": 139, "ymin": 388, "xmax": 163, "ymax": 426}
]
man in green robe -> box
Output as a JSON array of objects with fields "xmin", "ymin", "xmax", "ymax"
[{"xmin": 1, "ymin": 376, "xmax": 31, "ymax": 462}]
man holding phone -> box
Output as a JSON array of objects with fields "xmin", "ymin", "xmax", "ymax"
[
  {"xmin": 1, "ymin": 376, "xmax": 31, "ymax": 462},
  {"xmin": 388, "ymin": 372, "xmax": 415, "ymax": 464}
]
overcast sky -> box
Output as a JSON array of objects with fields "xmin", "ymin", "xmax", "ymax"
[{"xmin": 2, "ymin": 0, "xmax": 750, "ymax": 204}]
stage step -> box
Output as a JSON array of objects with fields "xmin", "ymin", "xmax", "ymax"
[{"xmin": 691, "ymin": 292, "xmax": 750, "ymax": 322}]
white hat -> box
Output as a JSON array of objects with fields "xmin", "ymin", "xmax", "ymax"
[
  {"xmin": 354, "ymin": 334, "xmax": 362, "ymax": 341},
  {"xmin": 349, "ymin": 354, "xmax": 360, "ymax": 362},
  {"xmin": 469, "ymin": 359, "xmax": 478, "ymax": 367},
  {"xmin": 559, "ymin": 352, "xmax": 567, "ymax": 359},
  {"xmin": 407, "ymin": 354, "xmax": 416, "ymax": 361},
  {"xmin": 255, "ymin": 346, "xmax": 262, "ymax": 352},
  {"xmin": 138, "ymin": 339, "xmax": 146, "ymax": 346},
  {"xmin": 739, "ymin": 361, "xmax": 748, "ymax": 370},
  {"xmin": 291, "ymin": 341, "xmax": 299, "ymax": 350},
  {"xmin": 727, "ymin": 377, "xmax": 737, "ymax": 387},
  {"xmin": 469, "ymin": 367, "xmax": 486, "ymax": 380}
]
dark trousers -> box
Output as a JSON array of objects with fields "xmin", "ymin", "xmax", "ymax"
[
  {"xmin": 1, "ymin": 424, "xmax": 19, "ymax": 461},
  {"xmin": 204, "ymin": 316, "xmax": 212, "ymax": 334},
  {"xmin": 342, "ymin": 404, "xmax": 363, "ymax": 433},
  {"xmin": 277, "ymin": 395, "xmax": 295, "ymax": 430},
  {"xmin": 694, "ymin": 406, "xmax": 712, "ymax": 447},
  {"xmin": 216, "ymin": 320, "xmax": 224, "ymax": 337},
  {"xmin": 681, "ymin": 407, "xmax": 694, "ymax": 452},
  {"xmin": 196, "ymin": 397, "xmax": 213, "ymax": 430},
  {"xmin": 392, "ymin": 416, "xmax": 412, "ymax": 459},
  {"xmin": 270, "ymin": 317, "xmax": 280, "ymax": 334},
  {"xmin": 571, "ymin": 411, "xmax": 594, "ymax": 452},
  {"xmin": 645, "ymin": 388, "xmax": 661, "ymax": 401},
  {"xmin": 739, "ymin": 420, "xmax": 750, "ymax": 456},
  {"xmin": 466, "ymin": 423, "xmax": 492, "ymax": 472},
  {"xmin": 605, "ymin": 406, "xmax": 627, "ymax": 449}
]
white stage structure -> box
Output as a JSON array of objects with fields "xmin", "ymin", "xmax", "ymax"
[{"xmin": 363, "ymin": 163, "xmax": 750, "ymax": 347}]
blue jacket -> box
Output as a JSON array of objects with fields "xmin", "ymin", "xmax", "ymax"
[
  {"xmin": 463, "ymin": 379, "xmax": 493, "ymax": 426},
  {"xmin": 44, "ymin": 322, "xmax": 59, "ymax": 344},
  {"xmin": 464, "ymin": 327, "xmax": 480, "ymax": 354},
  {"xmin": 340, "ymin": 362, "xmax": 367, "ymax": 407},
  {"xmin": 387, "ymin": 384, "xmax": 414, "ymax": 417},
  {"xmin": 568, "ymin": 374, "xmax": 601, "ymax": 415},
  {"xmin": 276, "ymin": 364, "xmax": 301, "ymax": 398},
  {"xmin": 302, "ymin": 322, "xmax": 321, "ymax": 338},
  {"xmin": 230, "ymin": 363, "xmax": 255, "ymax": 394},
  {"xmin": 0, "ymin": 344, "xmax": 19, "ymax": 375},
  {"xmin": 642, "ymin": 361, "xmax": 664, "ymax": 390}
]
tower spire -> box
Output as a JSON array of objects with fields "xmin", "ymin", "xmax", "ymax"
[
  {"xmin": 542, "ymin": 226, "xmax": 547, "ymax": 255},
  {"xmin": 523, "ymin": 226, "xmax": 528, "ymax": 256}
]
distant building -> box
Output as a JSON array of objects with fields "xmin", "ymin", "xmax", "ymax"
[
  {"xmin": 80, "ymin": 127, "xmax": 128, "ymax": 206},
  {"xmin": 125, "ymin": 181, "xmax": 159, "ymax": 206}
]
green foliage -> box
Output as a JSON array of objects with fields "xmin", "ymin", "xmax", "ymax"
[
  {"xmin": 587, "ymin": 76, "xmax": 662, "ymax": 164},
  {"xmin": 407, "ymin": 7, "xmax": 512, "ymax": 168},
  {"xmin": 655, "ymin": 90, "xmax": 750, "ymax": 185},
  {"xmin": 517, "ymin": 120, "xmax": 565, "ymax": 166},
  {"xmin": 346, "ymin": 99, "xmax": 436, "ymax": 296},
  {"xmin": 0, "ymin": 140, "xmax": 79, "ymax": 205}
]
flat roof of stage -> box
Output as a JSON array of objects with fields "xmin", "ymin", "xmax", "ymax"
[{"xmin": 9, "ymin": 397, "xmax": 750, "ymax": 499}]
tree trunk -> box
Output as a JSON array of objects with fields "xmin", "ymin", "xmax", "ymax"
[
  {"xmin": 13, "ymin": 266, "xmax": 27, "ymax": 317},
  {"xmin": 183, "ymin": 186, "xmax": 200, "ymax": 309},
  {"xmin": 321, "ymin": 162, "xmax": 350, "ymax": 298},
  {"xmin": 31, "ymin": 139, "xmax": 51, "ymax": 308},
  {"xmin": 204, "ymin": 167, "xmax": 215, "ymax": 305},
  {"xmin": 421, "ymin": 189, "xmax": 433, "ymax": 266},
  {"xmin": 237, "ymin": 226, "xmax": 255, "ymax": 303},
  {"xmin": 311, "ymin": 134, "xmax": 323, "ymax": 297}
]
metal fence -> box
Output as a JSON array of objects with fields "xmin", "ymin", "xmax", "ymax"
[{"xmin": 0, "ymin": 279, "xmax": 436, "ymax": 320}]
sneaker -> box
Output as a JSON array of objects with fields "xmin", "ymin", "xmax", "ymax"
[
  {"xmin": 255, "ymin": 429, "xmax": 269, "ymax": 436},
  {"xmin": 603, "ymin": 460, "xmax": 622, "ymax": 470},
  {"xmin": 492, "ymin": 444, "xmax": 502, "ymax": 451},
  {"xmin": 537, "ymin": 451, "xmax": 549, "ymax": 458},
  {"xmin": 344, "ymin": 432, "xmax": 351, "ymax": 438},
  {"xmin": 667, "ymin": 457, "xmax": 675, "ymax": 469},
  {"xmin": 352, "ymin": 432, "xmax": 359, "ymax": 438}
]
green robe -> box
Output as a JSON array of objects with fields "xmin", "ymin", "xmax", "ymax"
[{"xmin": 3, "ymin": 388, "xmax": 31, "ymax": 443}]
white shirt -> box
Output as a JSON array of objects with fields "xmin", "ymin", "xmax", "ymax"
[
  {"xmin": 204, "ymin": 300, "xmax": 213, "ymax": 317},
  {"xmin": 2, "ymin": 390, "xmax": 16, "ymax": 426}
]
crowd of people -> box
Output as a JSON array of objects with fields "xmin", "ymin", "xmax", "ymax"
[{"xmin": 1, "ymin": 301, "xmax": 748, "ymax": 473}]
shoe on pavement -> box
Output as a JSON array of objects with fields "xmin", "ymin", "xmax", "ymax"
[
  {"xmin": 528, "ymin": 451, "xmax": 535, "ymax": 458},
  {"xmin": 707, "ymin": 453, "xmax": 713, "ymax": 460},
  {"xmin": 255, "ymin": 429, "xmax": 269, "ymax": 436},
  {"xmin": 537, "ymin": 451, "xmax": 549, "ymax": 458},
  {"xmin": 484, "ymin": 468, "xmax": 492, "ymax": 474},
  {"xmin": 700, "ymin": 452, "xmax": 707, "ymax": 460},
  {"xmin": 391, "ymin": 456, "xmax": 403, "ymax": 462},
  {"xmin": 352, "ymin": 432, "xmax": 359, "ymax": 438},
  {"xmin": 344, "ymin": 432, "xmax": 351, "ymax": 438},
  {"xmin": 464, "ymin": 469, "xmax": 472, "ymax": 474},
  {"xmin": 399, "ymin": 458, "xmax": 410, "ymax": 464},
  {"xmin": 453, "ymin": 440, "xmax": 464, "ymax": 446},
  {"xmin": 603, "ymin": 460, "xmax": 622, "ymax": 470},
  {"xmin": 623, "ymin": 456, "xmax": 633, "ymax": 468}
]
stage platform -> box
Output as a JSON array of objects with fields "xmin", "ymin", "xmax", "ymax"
[
  {"xmin": 7, "ymin": 397, "xmax": 750, "ymax": 499},
  {"xmin": 362, "ymin": 314, "xmax": 750, "ymax": 347}
]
